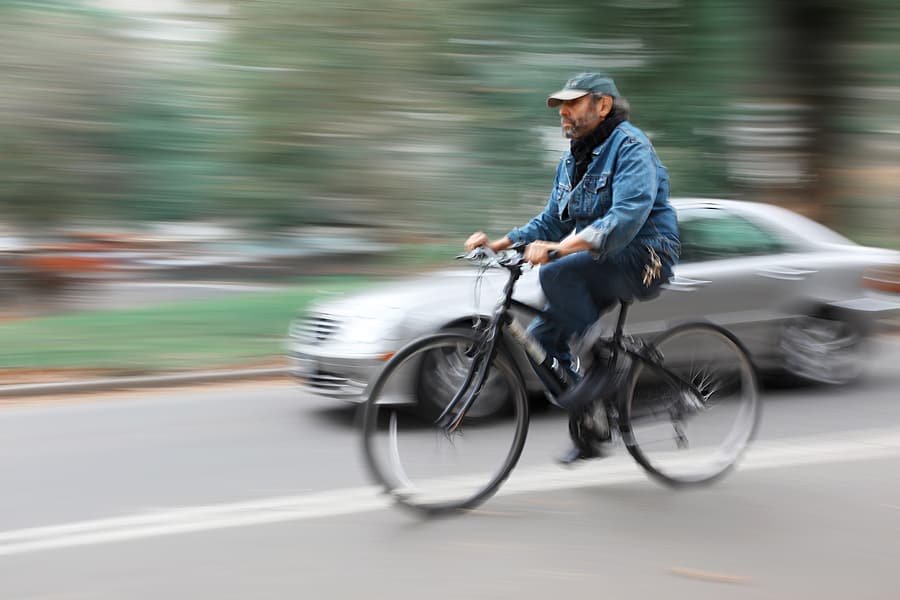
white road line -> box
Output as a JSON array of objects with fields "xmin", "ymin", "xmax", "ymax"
[
  {"xmin": 0, "ymin": 488, "xmax": 391, "ymax": 557},
  {"xmin": 2, "ymin": 427, "xmax": 900, "ymax": 557}
]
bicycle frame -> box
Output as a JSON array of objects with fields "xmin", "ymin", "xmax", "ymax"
[{"xmin": 436, "ymin": 249, "xmax": 709, "ymax": 432}]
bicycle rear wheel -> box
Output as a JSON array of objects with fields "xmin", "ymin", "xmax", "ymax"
[
  {"xmin": 622, "ymin": 322, "xmax": 760, "ymax": 486},
  {"xmin": 361, "ymin": 331, "xmax": 529, "ymax": 515}
]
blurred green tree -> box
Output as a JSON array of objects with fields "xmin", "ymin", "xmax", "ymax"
[
  {"xmin": 216, "ymin": 0, "xmax": 762, "ymax": 235},
  {"xmin": 0, "ymin": 2, "xmax": 136, "ymax": 225},
  {"xmin": 0, "ymin": 0, "xmax": 896, "ymax": 246},
  {"xmin": 0, "ymin": 1, "xmax": 232, "ymax": 226}
]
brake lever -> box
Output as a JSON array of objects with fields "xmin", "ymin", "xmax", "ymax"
[{"xmin": 457, "ymin": 245, "xmax": 498, "ymax": 263}]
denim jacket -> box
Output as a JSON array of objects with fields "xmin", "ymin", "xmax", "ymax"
[{"xmin": 507, "ymin": 121, "xmax": 680, "ymax": 267}]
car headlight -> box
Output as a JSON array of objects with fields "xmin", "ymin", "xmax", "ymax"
[{"xmin": 336, "ymin": 309, "xmax": 406, "ymax": 346}]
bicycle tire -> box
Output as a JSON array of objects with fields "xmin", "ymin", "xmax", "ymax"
[
  {"xmin": 621, "ymin": 321, "xmax": 760, "ymax": 487},
  {"xmin": 361, "ymin": 331, "xmax": 529, "ymax": 515}
]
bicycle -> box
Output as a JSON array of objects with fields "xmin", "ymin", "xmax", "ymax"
[{"xmin": 361, "ymin": 245, "xmax": 761, "ymax": 516}]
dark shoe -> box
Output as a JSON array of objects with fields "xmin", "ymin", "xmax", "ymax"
[
  {"xmin": 556, "ymin": 442, "xmax": 605, "ymax": 466},
  {"xmin": 556, "ymin": 402, "xmax": 613, "ymax": 466}
]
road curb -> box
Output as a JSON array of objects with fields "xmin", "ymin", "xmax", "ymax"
[{"xmin": 0, "ymin": 367, "xmax": 292, "ymax": 399}]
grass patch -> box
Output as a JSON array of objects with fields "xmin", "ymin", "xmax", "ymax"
[{"xmin": 0, "ymin": 276, "xmax": 370, "ymax": 373}]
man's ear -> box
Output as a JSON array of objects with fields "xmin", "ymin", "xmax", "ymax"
[{"xmin": 596, "ymin": 95, "xmax": 613, "ymax": 118}]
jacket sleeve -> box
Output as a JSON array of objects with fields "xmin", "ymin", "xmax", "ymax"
[
  {"xmin": 506, "ymin": 161, "xmax": 574, "ymax": 245},
  {"xmin": 577, "ymin": 138, "xmax": 656, "ymax": 259}
]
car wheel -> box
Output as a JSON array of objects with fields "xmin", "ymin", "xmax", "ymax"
[
  {"xmin": 779, "ymin": 313, "xmax": 868, "ymax": 385},
  {"xmin": 415, "ymin": 328, "xmax": 511, "ymax": 420}
]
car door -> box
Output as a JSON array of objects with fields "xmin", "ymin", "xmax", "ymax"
[{"xmin": 628, "ymin": 205, "xmax": 813, "ymax": 356}]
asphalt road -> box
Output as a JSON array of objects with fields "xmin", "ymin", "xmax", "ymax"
[{"xmin": 1, "ymin": 340, "xmax": 899, "ymax": 599}]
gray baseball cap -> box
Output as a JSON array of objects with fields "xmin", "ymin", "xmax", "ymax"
[{"xmin": 547, "ymin": 72, "xmax": 620, "ymax": 107}]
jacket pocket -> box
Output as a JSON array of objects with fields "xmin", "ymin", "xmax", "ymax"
[{"xmin": 575, "ymin": 173, "xmax": 611, "ymax": 218}]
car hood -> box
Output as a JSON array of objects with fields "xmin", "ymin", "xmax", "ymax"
[{"xmin": 307, "ymin": 267, "xmax": 542, "ymax": 318}]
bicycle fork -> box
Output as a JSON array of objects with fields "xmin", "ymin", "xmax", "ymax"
[{"xmin": 434, "ymin": 325, "xmax": 501, "ymax": 432}]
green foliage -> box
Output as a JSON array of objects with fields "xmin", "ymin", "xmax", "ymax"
[
  {"xmin": 0, "ymin": 0, "xmax": 897, "ymax": 237},
  {"xmin": 0, "ymin": 277, "xmax": 368, "ymax": 371}
]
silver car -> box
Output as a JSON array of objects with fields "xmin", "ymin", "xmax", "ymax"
[{"xmin": 287, "ymin": 198, "xmax": 900, "ymax": 415}]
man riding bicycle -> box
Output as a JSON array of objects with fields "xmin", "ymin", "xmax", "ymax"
[{"xmin": 465, "ymin": 72, "xmax": 680, "ymax": 463}]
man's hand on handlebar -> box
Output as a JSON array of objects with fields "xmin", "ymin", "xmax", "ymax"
[
  {"xmin": 464, "ymin": 232, "xmax": 489, "ymax": 252},
  {"xmin": 525, "ymin": 236, "xmax": 594, "ymax": 264},
  {"xmin": 524, "ymin": 241, "xmax": 562, "ymax": 265},
  {"xmin": 464, "ymin": 233, "xmax": 514, "ymax": 254}
]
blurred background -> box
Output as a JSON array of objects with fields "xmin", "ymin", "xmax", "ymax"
[
  {"xmin": 1, "ymin": 0, "xmax": 899, "ymax": 379},
  {"xmin": 4, "ymin": 5, "xmax": 900, "ymax": 594}
]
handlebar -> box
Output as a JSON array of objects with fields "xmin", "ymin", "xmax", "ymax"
[
  {"xmin": 458, "ymin": 244, "xmax": 561, "ymax": 268},
  {"xmin": 457, "ymin": 245, "xmax": 527, "ymax": 268}
]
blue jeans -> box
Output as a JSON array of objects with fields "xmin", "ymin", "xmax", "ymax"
[{"xmin": 526, "ymin": 246, "xmax": 673, "ymax": 369}]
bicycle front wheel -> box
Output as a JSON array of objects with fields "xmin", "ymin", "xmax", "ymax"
[
  {"xmin": 361, "ymin": 331, "xmax": 529, "ymax": 516},
  {"xmin": 622, "ymin": 322, "xmax": 760, "ymax": 487}
]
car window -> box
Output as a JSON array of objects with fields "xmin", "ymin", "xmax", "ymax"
[{"xmin": 677, "ymin": 207, "xmax": 789, "ymax": 263}]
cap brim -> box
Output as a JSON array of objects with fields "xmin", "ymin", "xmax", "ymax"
[{"xmin": 546, "ymin": 89, "xmax": 589, "ymax": 107}]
